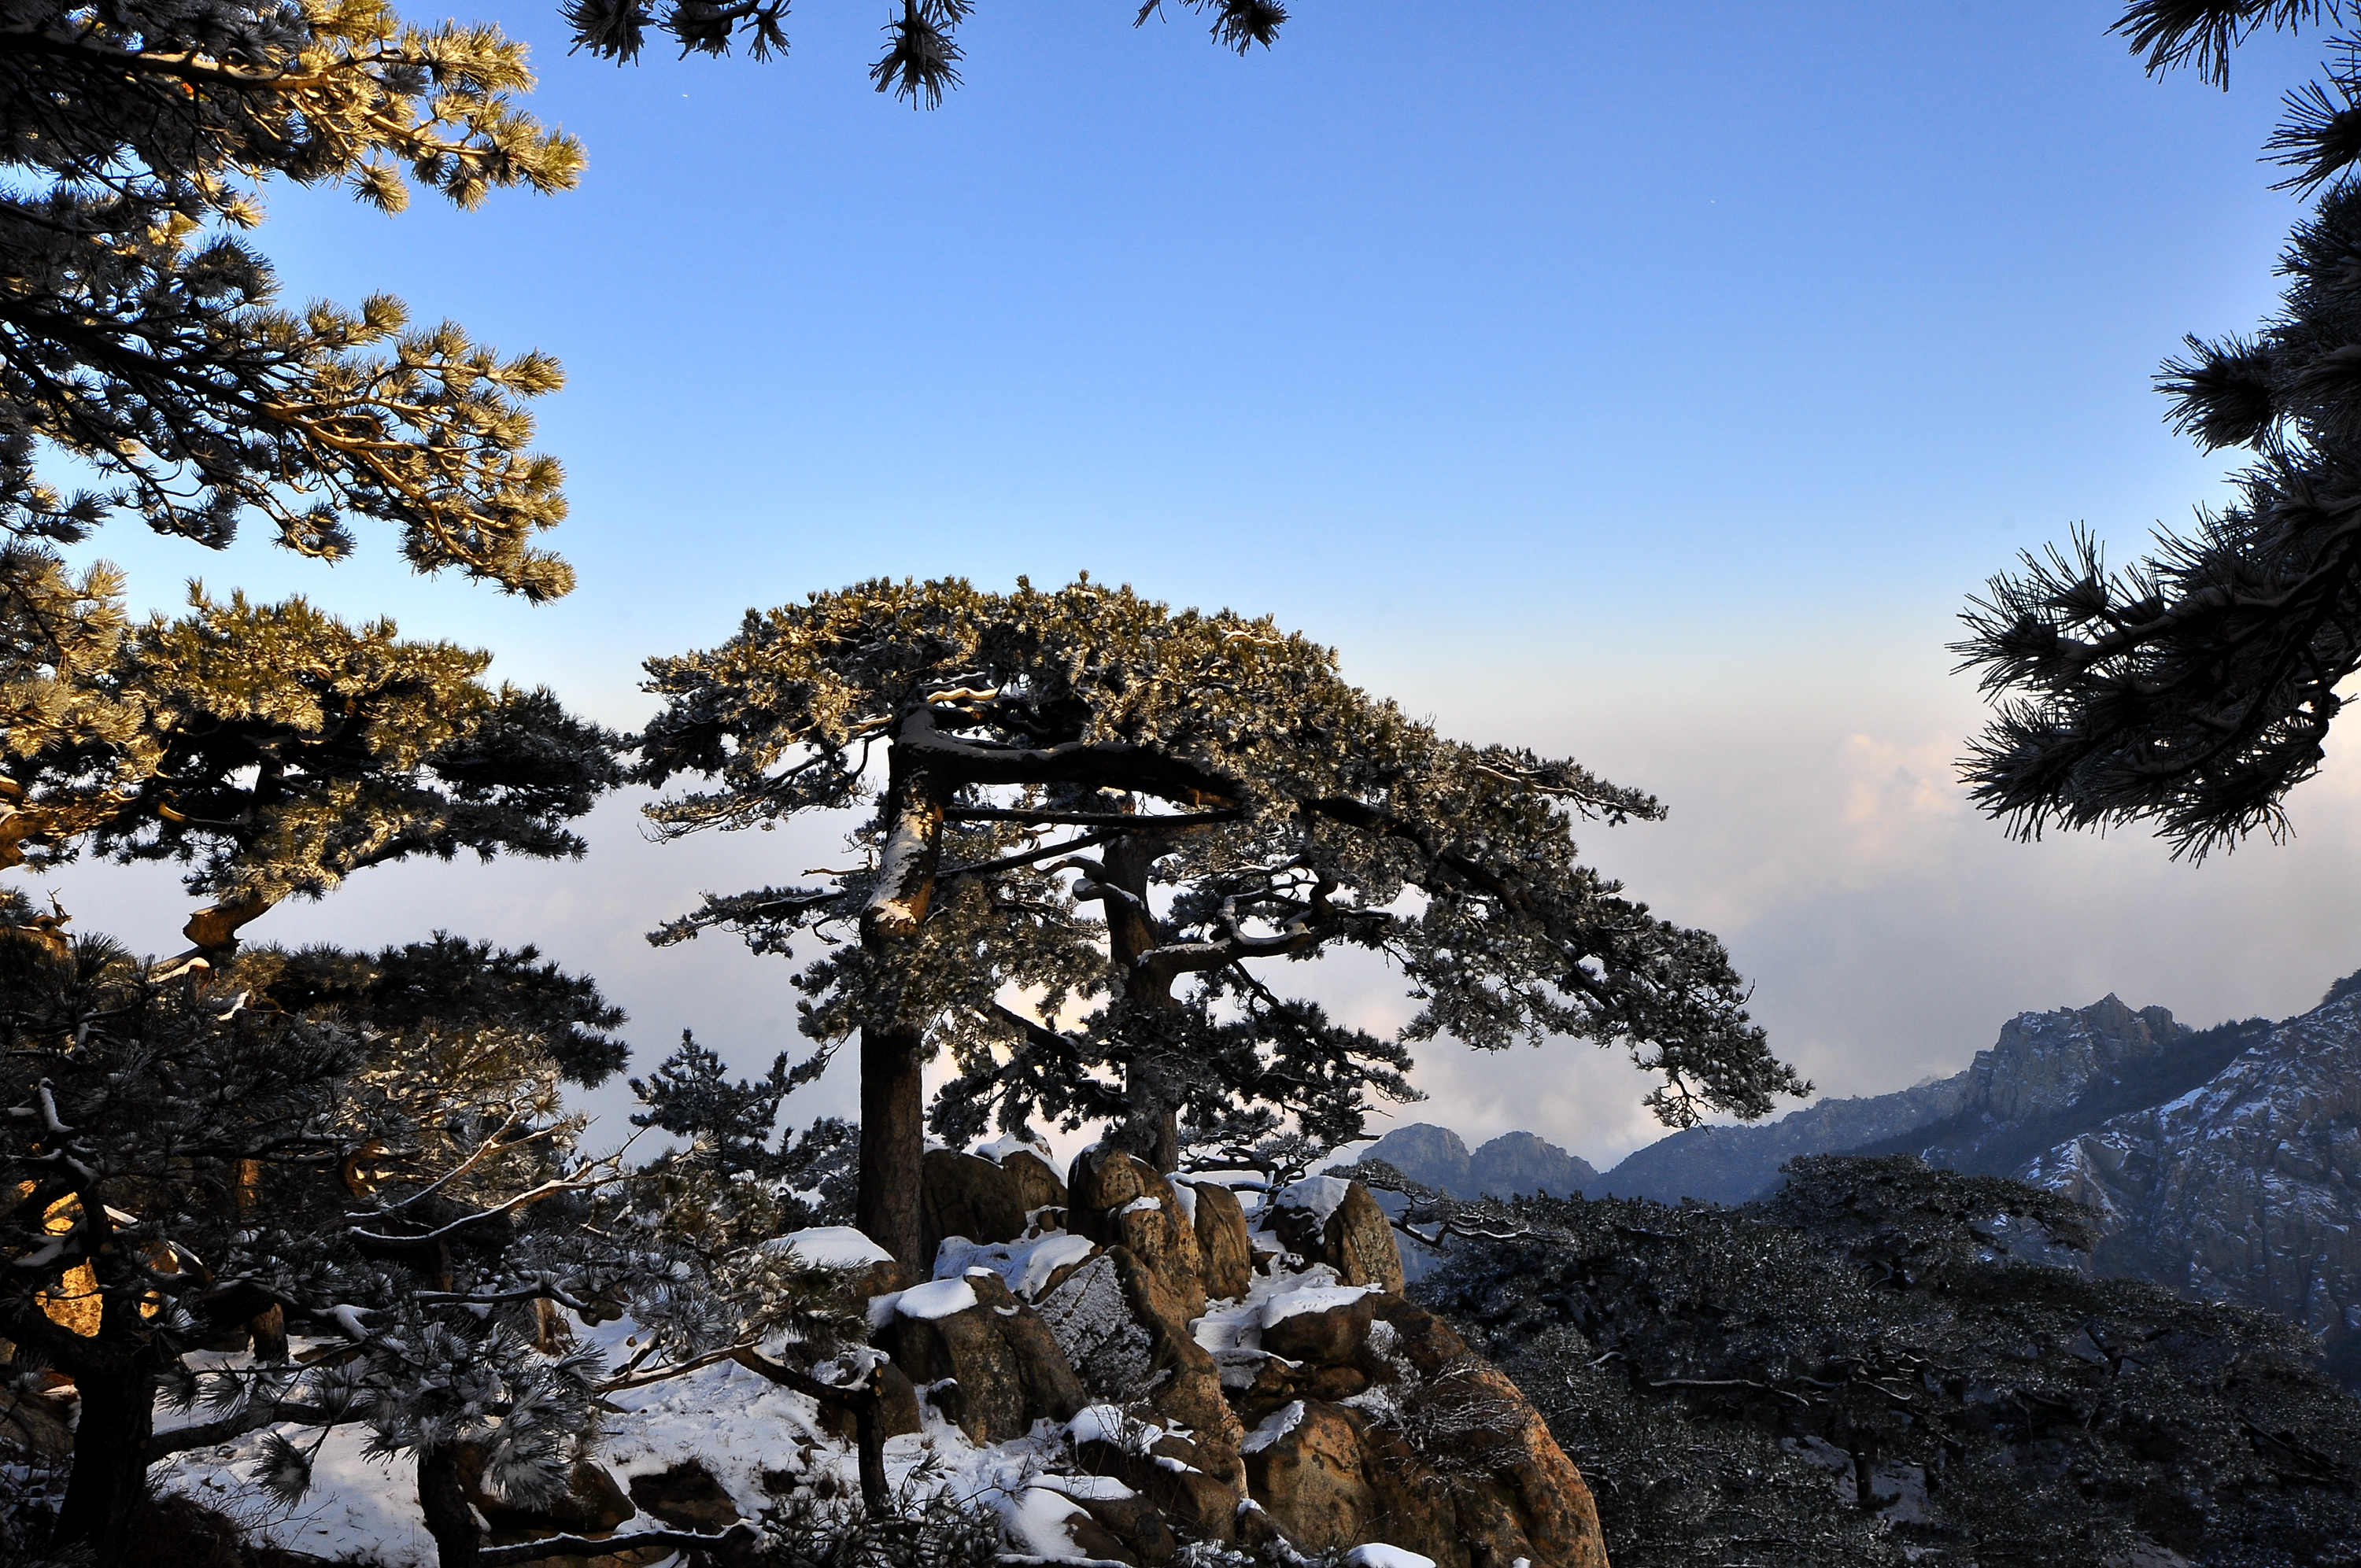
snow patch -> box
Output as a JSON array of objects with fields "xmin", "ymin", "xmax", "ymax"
[
  {"xmin": 1242, "ymin": 1400, "xmax": 1306, "ymax": 1455},
  {"xmin": 988, "ymin": 1485, "xmax": 1091, "ymax": 1555},
  {"xmin": 895, "ymin": 1277, "xmax": 979, "ymax": 1320},
  {"xmin": 1274, "ymin": 1175, "xmax": 1352, "ymax": 1223},
  {"xmin": 1036, "ymin": 1473, "xmax": 1138, "ymax": 1502},
  {"xmin": 1172, "ymin": 1182, "xmax": 1199, "ymax": 1227},
  {"xmin": 936, "ymin": 1230, "xmax": 1097, "ymax": 1297},
  {"xmin": 977, "ymin": 1132, "xmax": 1059, "ymax": 1171},
  {"xmin": 763, "ymin": 1225, "xmax": 891, "ymax": 1270},
  {"xmin": 1261, "ymin": 1284, "xmax": 1376, "ymax": 1328},
  {"xmin": 1342, "ymin": 1548, "xmax": 1438, "ymax": 1568}
]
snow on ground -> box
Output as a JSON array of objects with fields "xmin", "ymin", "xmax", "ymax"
[{"xmin": 157, "ymin": 1415, "xmax": 438, "ymax": 1566}]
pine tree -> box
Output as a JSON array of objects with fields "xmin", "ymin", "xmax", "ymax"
[
  {"xmin": 0, "ymin": 924, "xmax": 637, "ymax": 1558},
  {"xmin": 1957, "ymin": 5, "xmax": 2361, "ymax": 854},
  {"xmin": 563, "ymin": 0, "xmax": 1287, "ymax": 109},
  {"xmin": 629, "ymin": 1031, "xmax": 859, "ymax": 1222},
  {"xmin": 636, "ymin": 576, "xmax": 1805, "ymax": 1267},
  {"xmin": 2, "ymin": 0, "xmax": 580, "ymax": 590},
  {"xmin": 2, "ymin": 0, "xmax": 589, "ymax": 922},
  {"xmin": 8, "ymin": 590, "xmax": 619, "ymax": 968}
]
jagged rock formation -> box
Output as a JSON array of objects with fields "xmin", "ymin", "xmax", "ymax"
[
  {"xmin": 878, "ymin": 1145, "xmax": 1606, "ymax": 1565},
  {"xmin": 1398, "ymin": 980, "xmax": 2361, "ymax": 1359},
  {"xmin": 2023, "ymin": 986, "xmax": 2361, "ymax": 1342},
  {"xmin": 1367, "ymin": 1123, "xmax": 1596, "ymax": 1199}
]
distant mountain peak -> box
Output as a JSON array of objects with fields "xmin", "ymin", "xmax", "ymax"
[{"xmin": 1365, "ymin": 1122, "xmax": 1594, "ymax": 1199}]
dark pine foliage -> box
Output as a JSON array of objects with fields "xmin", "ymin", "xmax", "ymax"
[
  {"xmin": 563, "ymin": 0, "xmax": 1286, "ymax": 108},
  {"xmin": 1958, "ymin": 6, "xmax": 2361, "ymax": 855},
  {"xmin": 1418, "ymin": 1156, "xmax": 2361, "ymax": 1568}
]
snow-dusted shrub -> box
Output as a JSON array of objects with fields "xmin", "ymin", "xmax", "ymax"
[{"xmin": 756, "ymin": 1479, "xmax": 1000, "ymax": 1568}]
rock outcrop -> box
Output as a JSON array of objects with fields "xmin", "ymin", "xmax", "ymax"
[
  {"xmin": 2021, "ymin": 987, "xmax": 2361, "ymax": 1336},
  {"xmin": 880, "ymin": 1271, "xmax": 1088, "ymax": 1444},
  {"xmin": 1263, "ymin": 1176, "xmax": 1406, "ymax": 1295},
  {"xmin": 937, "ymin": 1146, "xmax": 1605, "ymax": 1565},
  {"xmin": 919, "ymin": 1147, "xmax": 1035, "ymax": 1267}
]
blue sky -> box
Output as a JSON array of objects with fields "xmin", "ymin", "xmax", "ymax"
[{"xmin": 54, "ymin": 3, "xmax": 2361, "ymax": 1164}]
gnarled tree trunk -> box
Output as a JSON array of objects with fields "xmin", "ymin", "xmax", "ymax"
[
  {"xmin": 1101, "ymin": 833, "xmax": 1183, "ymax": 1173},
  {"xmin": 855, "ymin": 747, "xmax": 944, "ymax": 1268},
  {"xmin": 417, "ymin": 1442, "xmax": 482, "ymax": 1568},
  {"xmin": 50, "ymin": 1352, "xmax": 156, "ymax": 1560}
]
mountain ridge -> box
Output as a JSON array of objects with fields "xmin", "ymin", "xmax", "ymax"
[{"xmin": 1372, "ymin": 969, "xmax": 2361, "ymax": 1348}]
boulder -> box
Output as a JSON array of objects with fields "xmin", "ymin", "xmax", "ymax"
[
  {"xmin": 881, "ymin": 1271, "xmax": 1086, "ymax": 1444},
  {"xmin": 626, "ymin": 1460, "xmax": 739, "ymax": 1532},
  {"xmin": 1105, "ymin": 1247, "xmax": 1245, "ymax": 1485},
  {"xmin": 1261, "ymin": 1290, "xmax": 1376, "ymax": 1367},
  {"xmin": 1069, "ymin": 1147, "xmax": 1206, "ymax": 1318},
  {"xmin": 970, "ymin": 1270, "xmax": 1091, "ymax": 1423},
  {"xmin": 1358, "ymin": 1298, "xmax": 1610, "ymax": 1568},
  {"xmin": 1264, "ymin": 1178, "xmax": 1405, "ymax": 1294},
  {"xmin": 1186, "ymin": 1180, "xmax": 1253, "ymax": 1301},
  {"xmin": 814, "ymin": 1360, "xmax": 924, "ymax": 1444},
  {"xmin": 1324, "ymin": 1182, "xmax": 1405, "ymax": 1294},
  {"xmin": 1242, "ymin": 1400, "xmax": 1376, "ymax": 1551},
  {"xmin": 1040, "ymin": 1253, "xmax": 1162, "ymax": 1400},
  {"xmin": 920, "ymin": 1149, "xmax": 1031, "ymax": 1266},
  {"xmin": 1070, "ymin": 1409, "xmax": 1244, "ymax": 1544},
  {"xmin": 993, "ymin": 1144, "xmax": 1070, "ymax": 1220},
  {"xmin": 1073, "ymin": 1491, "xmax": 1182, "ymax": 1564},
  {"xmin": 0, "ymin": 1385, "xmax": 74, "ymax": 1463}
]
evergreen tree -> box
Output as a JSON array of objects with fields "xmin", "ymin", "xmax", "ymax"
[
  {"xmin": 2, "ymin": 0, "xmax": 580, "ymax": 589},
  {"xmin": 1957, "ymin": 4, "xmax": 2361, "ymax": 854},
  {"xmin": 636, "ymin": 576, "xmax": 1805, "ymax": 1266},
  {"xmin": 8, "ymin": 590, "xmax": 619, "ymax": 967},
  {"xmin": 564, "ymin": 0, "xmax": 1286, "ymax": 109},
  {"xmin": 0, "ymin": 925, "xmax": 636, "ymax": 1558},
  {"xmin": 2, "ymin": 0, "xmax": 588, "ymax": 915},
  {"xmin": 629, "ymin": 1031, "xmax": 859, "ymax": 1219}
]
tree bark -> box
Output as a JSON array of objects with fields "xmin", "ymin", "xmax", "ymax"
[
  {"xmin": 50, "ymin": 1356, "xmax": 155, "ymax": 1560},
  {"xmin": 855, "ymin": 745, "xmax": 945, "ymax": 1267},
  {"xmin": 1100, "ymin": 833, "xmax": 1184, "ymax": 1173},
  {"xmin": 417, "ymin": 1443, "xmax": 483, "ymax": 1568},
  {"xmin": 857, "ymin": 1022, "xmax": 927, "ymax": 1271}
]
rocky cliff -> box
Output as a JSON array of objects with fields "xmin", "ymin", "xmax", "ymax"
[
  {"xmin": 1592, "ymin": 992, "xmax": 2258, "ymax": 1208},
  {"xmin": 1416, "ymin": 977, "xmax": 2361, "ymax": 1355},
  {"xmin": 2020, "ymin": 983, "xmax": 2361, "ymax": 1343}
]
